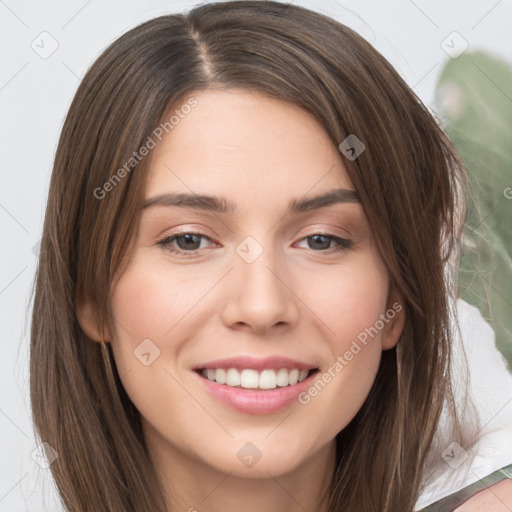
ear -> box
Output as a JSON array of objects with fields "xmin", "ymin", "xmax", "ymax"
[
  {"xmin": 76, "ymin": 298, "xmax": 110, "ymax": 343},
  {"xmin": 381, "ymin": 288, "xmax": 405, "ymax": 350}
]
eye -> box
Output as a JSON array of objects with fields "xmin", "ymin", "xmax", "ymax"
[
  {"xmin": 296, "ymin": 234, "xmax": 353, "ymax": 252},
  {"xmin": 157, "ymin": 232, "xmax": 214, "ymax": 255},
  {"xmin": 157, "ymin": 231, "xmax": 353, "ymax": 257}
]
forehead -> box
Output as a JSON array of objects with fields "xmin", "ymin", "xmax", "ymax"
[{"xmin": 145, "ymin": 89, "xmax": 353, "ymax": 204}]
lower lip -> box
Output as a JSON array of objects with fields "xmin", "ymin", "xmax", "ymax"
[{"xmin": 195, "ymin": 370, "xmax": 317, "ymax": 415}]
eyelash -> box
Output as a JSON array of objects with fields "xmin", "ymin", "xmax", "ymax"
[{"xmin": 157, "ymin": 231, "xmax": 353, "ymax": 256}]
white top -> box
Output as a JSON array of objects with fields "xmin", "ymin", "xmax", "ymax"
[{"xmin": 415, "ymin": 298, "xmax": 512, "ymax": 510}]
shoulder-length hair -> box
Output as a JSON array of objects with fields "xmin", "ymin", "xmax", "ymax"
[{"xmin": 30, "ymin": 1, "xmax": 467, "ymax": 510}]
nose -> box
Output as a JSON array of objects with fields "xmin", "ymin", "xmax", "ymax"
[{"xmin": 220, "ymin": 243, "xmax": 300, "ymax": 335}]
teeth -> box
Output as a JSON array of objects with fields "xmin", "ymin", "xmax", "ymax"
[
  {"xmin": 226, "ymin": 368, "xmax": 241, "ymax": 386},
  {"xmin": 240, "ymin": 369, "xmax": 259, "ymax": 389},
  {"xmin": 215, "ymin": 368, "xmax": 226, "ymax": 385},
  {"xmin": 202, "ymin": 368, "xmax": 311, "ymax": 389},
  {"xmin": 259, "ymin": 369, "xmax": 277, "ymax": 389},
  {"xmin": 276, "ymin": 368, "xmax": 289, "ymax": 387}
]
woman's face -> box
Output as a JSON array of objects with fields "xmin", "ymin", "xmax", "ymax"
[{"xmin": 103, "ymin": 89, "xmax": 403, "ymax": 479}]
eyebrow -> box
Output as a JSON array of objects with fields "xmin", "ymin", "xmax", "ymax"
[{"xmin": 143, "ymin": 188, "xmax": 360, "ymax": 215}]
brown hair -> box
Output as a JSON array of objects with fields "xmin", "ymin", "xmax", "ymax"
[{"xmin": 30, "ymin": 1, "xmax": 467, "ymax": 510}]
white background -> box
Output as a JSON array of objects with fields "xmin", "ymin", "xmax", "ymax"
[{"xmin": 1, "ymin": 0, "xmax": 511, "ymax": 510}]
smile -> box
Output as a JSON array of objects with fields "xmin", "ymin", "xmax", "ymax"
[
  {"xmin": 199, "ymin": 367, "xmax": 313, "ymax": 389},
  {"xmin": 193, "ymin": 356, "xmax": 320, "ymax": 415}
]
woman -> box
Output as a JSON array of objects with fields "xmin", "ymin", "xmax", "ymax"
[{"xmin": 29, "ymin": 1, "xmax": 512, "ymax": 510}]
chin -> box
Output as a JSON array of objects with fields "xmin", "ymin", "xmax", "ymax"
[{"xmin": 192, "ymin": 433, "xmax": 327, "ymax": 479}]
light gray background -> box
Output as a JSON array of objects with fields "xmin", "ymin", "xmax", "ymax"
[{"xmin": 1, "ymin": 0, "xmax": 510, "ymax": 510}]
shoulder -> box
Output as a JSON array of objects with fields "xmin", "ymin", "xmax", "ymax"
[
  {"xmin": 453, "ymin": 478, "xmax": 512, "ymax": 511},
  {"xmin": 417, "ymin": 465, "xmax": 512, "ymax": 512}
]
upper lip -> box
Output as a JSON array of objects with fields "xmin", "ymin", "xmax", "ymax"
[{"xmin": 193, "ymin": 356, "xmax": 317, "ymax": 372}]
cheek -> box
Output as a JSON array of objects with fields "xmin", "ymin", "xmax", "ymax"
[
  {"xmin": 107, "ymin": 256, "xmax": 227, "ymax": 414},
  {"xmin": 108, "ymin": 261, "xmax": 181, "ymax": 381},
  {"xmin": 296, "ymin": 252, "xmax": 390, "ymax": 437},
  {"xmin": 305, "ymin": 252, "xmax": 389, "ymax": 352},
  {"xmin": 108, "ymin": 263, "xmax": 207, "ymax": 445},
  {"xmin": 109, "ymin": 259, "xmax": 216, "ymax": 351}
]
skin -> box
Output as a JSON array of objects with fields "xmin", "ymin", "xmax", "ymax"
[
  {"xmin": 454, "ymin": 479, "xmax": 512, "ymax": 511},
  {"xmin": 78, "ymin": 88, "xmax": 408, "ymax": 511}
]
